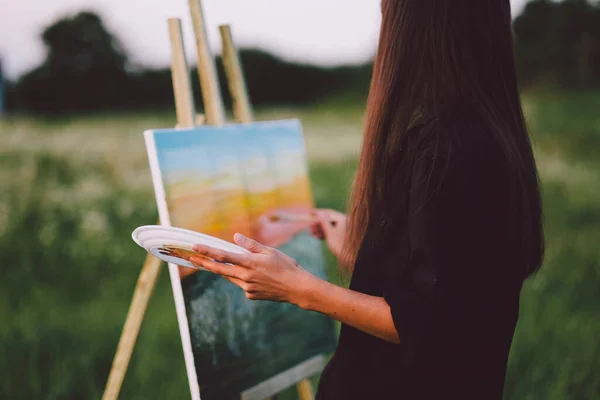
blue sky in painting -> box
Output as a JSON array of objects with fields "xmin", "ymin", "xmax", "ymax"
[{"xmin": 150, "ymin": 119, "xmax": 306, "ymax": 185}]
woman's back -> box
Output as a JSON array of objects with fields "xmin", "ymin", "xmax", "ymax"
[
  {"xmin": 317, "ymin": 0, "xmax": 544, "ymax": 397},
  {"xmin": 317, "ymin": 113, "xmax": 528, "ymax": 399}
]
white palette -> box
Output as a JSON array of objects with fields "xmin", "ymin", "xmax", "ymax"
[{"xmin": 132, "ymin": 225, "xmax": 250, "ymax": 270}]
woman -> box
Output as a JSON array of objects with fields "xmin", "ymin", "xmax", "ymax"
[{"xmin": 190, "ymin": 0, "xmax": 544, "ymax": 398}]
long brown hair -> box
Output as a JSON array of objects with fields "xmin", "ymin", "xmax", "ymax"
[{"xmin": 342, "ymin": 0, "xmax": 544, "ymax": 277}]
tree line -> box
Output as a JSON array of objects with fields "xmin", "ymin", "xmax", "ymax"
[{"xmin": 3, "ymin": 0, "xmax": 600, "ymax": 115}]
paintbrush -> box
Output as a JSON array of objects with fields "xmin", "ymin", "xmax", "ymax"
[
  {"xmin": 268, "ymin": 212, "xmax": 314, "ymax": 222},
  {"xmin": 268, "ymin": 212, "xmax": 337, "ymax": 227}
]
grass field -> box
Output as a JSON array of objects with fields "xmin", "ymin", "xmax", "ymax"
[{"xmin": 0, "ymin": 91, "xmax": 599, "ymax": 399}]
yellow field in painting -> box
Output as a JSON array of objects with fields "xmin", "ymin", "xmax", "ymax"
[{"xmin": 167, "ymin": 174, "xmax": 314, "ymax": 242}]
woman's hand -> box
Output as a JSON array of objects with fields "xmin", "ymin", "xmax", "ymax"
[
  {"xmin": 309, "ymin": 209, "xmax": 348, "ymax": 259},
  {"xmin": 191, "ymin": 232, "xmax": 401, "ymax": 344},
  {"xmin": 189, "ymin": 233, "xmax": 319, "ymax": 306}
]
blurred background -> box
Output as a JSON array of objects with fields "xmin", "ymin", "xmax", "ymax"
[{"xmin": 0, "ymin": 0, "xmax": 599, "ymax": 398}]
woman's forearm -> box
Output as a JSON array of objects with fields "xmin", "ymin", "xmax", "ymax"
[
  {"xmin": 189, "ymin": 233, "xmax": 400, "ymax": 343},
  {"xmin": 295, "ymin": 275, "xmax": 400, "ymax": 344}
]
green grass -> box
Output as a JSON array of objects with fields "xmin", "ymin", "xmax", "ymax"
[
  {"xmin": 0, "ymin": 91, "xmax": 598, "ymax": 399},
  {"xmin": 503, "ymin": 91, "xmax": 600, "ymax": 399}
]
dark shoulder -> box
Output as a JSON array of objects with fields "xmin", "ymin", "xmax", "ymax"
[
  {"xmin": 409, "ymin": 113, "xmax": 509, "ymax": 180},
  {"xmin": 384, "ymin": 112, "xmax": 512, "ymax": 213}
]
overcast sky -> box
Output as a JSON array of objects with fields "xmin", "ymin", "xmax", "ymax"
[{"xmin": 0, "ymin": 0, "xmax": 528, "ymax": 79}]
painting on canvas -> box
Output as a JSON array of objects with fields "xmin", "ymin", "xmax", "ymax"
[{"xmin": 144, "ymin": 120, "xmax": 336, "ymax": 399}]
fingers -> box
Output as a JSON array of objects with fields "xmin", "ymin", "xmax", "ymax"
[
  {"xmin": 309, "ymin": 209, "xmax": 344, "ymax": 240},
  {"xmin": 192, "ymin": 243, "xmax": 249, "ymax": 266},
  {"xmin": 309, "ymin": 223, "xmax": 325, "ymax": 240},
  {"xmin": 314, "ymin": 209, "xmax": 345, "ymax": 227},
  {"xmin": 318, "ymin": 216, "xmax": 339, "ymax": 235},
  {"xmin": 189, "ymin": 256, "xmax": 247, "ymax": 278},
  {"xmin": 222, "ymin": 275, "xmax": 247, "ymax": 288},
  {"xmin": 313, "ymin": 209, "xmax": 330, "ymax": 222},
  {"xmin": 233, "ymin": 233, "xmax": 270, "ymax": 254},
  {"xmin": 309, "ymin": 225, "xmax": 324, "ymax": 237},
  {"xmin": 317, "ymin": 210, "xmax": 341, "ymax": 223},
  {"xmin": 191, "ymin": 256, "xmax": 266, "ymax": 302},
  {"xmin": 194, "ymin": 259, "xmax": 262, "ymax": 302},
  {"xmin": 221, "ymin": 276, "xmax": 257, "ymax": 297}
]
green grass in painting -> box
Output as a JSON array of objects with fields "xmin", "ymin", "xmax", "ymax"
[{"xmin": 0, "ymin": 91, "xmax": 598, "ymax": 399}]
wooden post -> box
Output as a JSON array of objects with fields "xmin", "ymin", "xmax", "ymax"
[
  {"xmin": 297, "ymin": 380, "xmax": 315, "ymax": 400},
  {"xmin": 218, "ymin": 26, "xmax": 315, "ymax": 400},
  {"xmin": 102, "ymin": 18, "xmax": 197, "ymax": 400},
  {"xmin": 189, "ymin": 0, "xmax": 226, "ymax": 126},
  {"xmin": 169, "ymin": 18, "xmax": 196, "ymax": 128},
  {"xmin": 219, "ymin": 25, "xmax": 253, "ymax": 123},
  {"xmin": 102, "ymin": 256, "xmax": 162, "ymax": 400}
]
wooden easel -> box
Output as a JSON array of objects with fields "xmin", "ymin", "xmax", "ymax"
[{"xmin": 103, "ymin": 1, "xmax": 316, "ymax": 399}]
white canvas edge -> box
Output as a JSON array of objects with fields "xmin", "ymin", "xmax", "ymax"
[
  {"xmin": 144, "ymin": 129, "xmax": 202, "ymax": 400},
  {"xmin": 240, "ymin": 354, "xmax": 325, "ymax": 400}
]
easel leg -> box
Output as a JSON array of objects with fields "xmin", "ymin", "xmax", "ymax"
[
  {"xmin": 102, "ymin": 254, "xmax": 162, "ymax": 400},
  {"xmin": 102, "ymin": 16, "xmax": 199, "ymax": 400},
  {"xmin": 297, "ymin": 379, "xmax": 315, "ymax": 400}
]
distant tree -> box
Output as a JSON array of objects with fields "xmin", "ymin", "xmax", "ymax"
[
  {"xmin": 8, "ymin": 1, "xmax": 600, "ymax": 115},
  {"xmin": 15, "ymin": 11, "xmax": 131, "ymax": 113},
  {"xmin": 214, "ymin": 49, "xmax": 372, "ymax": 107},
  {"xmin": 514, "ymin": 0, "xmax": 600, "ymax": 87},
  {"xmin": 11, "ymin": 16, "xmax": 372, "ymax": 115}
]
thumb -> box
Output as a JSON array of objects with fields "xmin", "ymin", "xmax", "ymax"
[
  {"xmin": 316, "ymin": 211, "xmax": 339, "ymax": 230},
  {"xmin": 315, "ymin": 210, "xmax": 332, "ymax": 222},
  {"xmin": 234, "ymin": 233, "xmax": 267, "ymax": 253}
]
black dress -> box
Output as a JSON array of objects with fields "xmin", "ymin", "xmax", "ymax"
[{"xmin": 316, "ymin": 117, "xmax": 525, "ymax": 399}]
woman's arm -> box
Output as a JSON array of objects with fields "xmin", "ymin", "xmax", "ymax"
[
  {"xmin": 190, "ymin": 234, "xmax": 400, "ymax": 344},
  {"xmin": 299, "ymin": 275, "xmax": 400, "ymax": 344}
]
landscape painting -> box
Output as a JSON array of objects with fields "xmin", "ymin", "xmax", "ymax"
[{"xmin": 144, "ymin": 120, "xmax": 336, "ymax": 399}]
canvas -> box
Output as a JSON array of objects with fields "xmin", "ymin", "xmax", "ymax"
[{"xmin": 144, "ymin": 119, "xmax": 336, "ymax": 399}]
